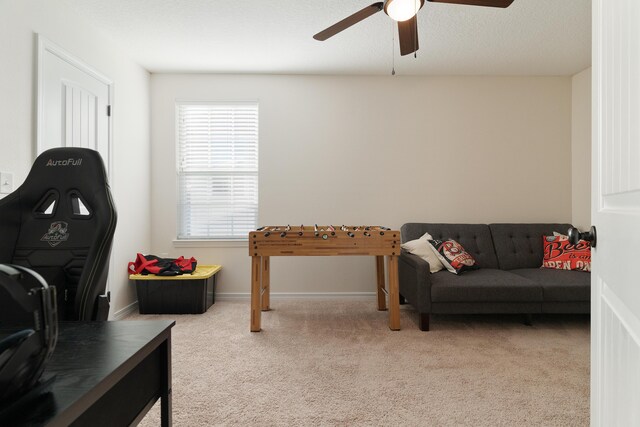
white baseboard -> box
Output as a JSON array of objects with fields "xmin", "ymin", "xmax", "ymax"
[
  {"xmin": 216, "ymin": 292, "xmax": 376, "ymax": 300},
  {"xmin": 110, "ymin": 301, "xmax": 139, "ymax": 320}
]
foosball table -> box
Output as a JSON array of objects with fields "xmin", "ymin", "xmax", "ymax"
[{"xmin": 248, "ymin": 225, "xmax": 401, "ymax": 332}]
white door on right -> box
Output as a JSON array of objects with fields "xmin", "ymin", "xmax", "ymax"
[{"xmin": 592, "ymin": 0, "xmax": 640, "ymax": 424}]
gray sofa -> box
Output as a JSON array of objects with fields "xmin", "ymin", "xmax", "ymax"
[{"xmin": 399, "ymin": 223, "xmax": 590, "ymax": 331}]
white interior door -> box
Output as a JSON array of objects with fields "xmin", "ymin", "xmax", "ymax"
[
  {"xmin": 592, "ymin": 0, "xmax": 640, "ymax": 424},
  {"xmin": 37, "ymin": 35, "xmax": 111, "ymax": 174}
]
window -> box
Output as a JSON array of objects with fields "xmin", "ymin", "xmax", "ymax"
[{"xmin": 177, "ymin": 102, "xmax": 258, "ymax": 240}]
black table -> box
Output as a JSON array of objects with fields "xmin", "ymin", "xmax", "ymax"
[{"xmin": 0, "ymin": 320, "xmax": 175, "ymax": 426}]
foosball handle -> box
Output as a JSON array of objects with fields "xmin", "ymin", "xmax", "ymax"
[
  {"xmin": 264, "ymin": 232, "xmax": 271, "ymax": 237},
  {"xmin": 280, "ymin": 232, "xmax": 287, "ymax": 238}
]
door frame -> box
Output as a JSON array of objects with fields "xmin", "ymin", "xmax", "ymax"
[{"xmin": 36, "ymin": 34, "xmax": 114, "ymax": 178}]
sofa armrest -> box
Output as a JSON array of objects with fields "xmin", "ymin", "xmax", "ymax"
[{"xmin": 398, "ymin": 250, "xmax": 432, "ymax": 313}]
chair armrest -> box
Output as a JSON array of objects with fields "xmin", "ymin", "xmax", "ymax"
[{"xmin": 398, "ymin": 250, "xmax": 432, "ymax": 313}]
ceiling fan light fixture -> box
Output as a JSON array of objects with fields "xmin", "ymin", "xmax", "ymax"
[{"xmin": 384, "ymin": 0, "xmax": 424, "ymax": 22}]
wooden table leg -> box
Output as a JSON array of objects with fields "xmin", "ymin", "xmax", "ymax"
[
  {"xmin": 261, "ymin": 256, "xmax": 270, "ymax": 311},
  {"xmin": 250, "ymin": 256, "xmax": 262, "ymax": 332},
  {"xmin": 387, "ymin": 255, "xmax": 401, "ymax": 330},
  {"xmin": 375, "ymin": 256, "xmax": 387, "ymax": 311}
]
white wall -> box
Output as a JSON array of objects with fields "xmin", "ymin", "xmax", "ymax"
[
  {"xmin": 151, "ymin": 74, "xmax": 572, "ymax": 295},
  {"xmin": 571, "ymin": 67, "xmax": 592, "ymax": 230},
  {"xmin": 0, "ymin": 0, "xmax": 151, "ymax": 317}
]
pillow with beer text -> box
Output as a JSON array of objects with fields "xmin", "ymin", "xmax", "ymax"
[
  {"xmin": 541, "ymin": 235, "xmax": 591, "ymax": 272},
  {"xmin": 427, "ymin": 239, "xmax": 479, "ymax": 275},
  {"xmin": 401, "ymin": 233, "xmax": 444, "ymax": 273}
]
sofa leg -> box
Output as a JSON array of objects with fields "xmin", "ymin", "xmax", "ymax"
[
  {"xmin": 399, "ymin": 294, "xmax": 406, "ymax": 305},
  {"xmin": 419, "ymin": 313, "xmax": 430, "ymax": 331},
  {"xmin": 523, "ymin": 313, "xmax": 533, "ymax": 326}
]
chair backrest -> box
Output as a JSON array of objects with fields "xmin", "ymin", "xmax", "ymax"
[{"xmin": 0, "ymin": 148, "xmax": 117, "ymax": 320}]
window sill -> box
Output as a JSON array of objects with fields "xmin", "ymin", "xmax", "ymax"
[{"xmin": 173, "ymin": 239, "xmax": 248, "ymax": 248}]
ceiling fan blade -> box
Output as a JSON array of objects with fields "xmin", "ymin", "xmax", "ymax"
[
  {"xmin": 313, "ymin": 2, "xmax": 384, "ymax": 41},
  {"xmin": 427, "ymin": 0, "xmax": 514, "ymax": 7},
  {"xmin": 398, "ymin": 15, "xmax": 419, "ymax": 56}
]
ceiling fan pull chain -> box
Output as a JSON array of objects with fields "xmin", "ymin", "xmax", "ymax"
[{"xmin": 391, "ymin": 20, "xmax": 396, "ymax": 75}]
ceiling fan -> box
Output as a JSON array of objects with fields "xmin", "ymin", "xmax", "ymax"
[{"xmin": 313, "ymin": 0, "xmax": 515, "ymax": 57}]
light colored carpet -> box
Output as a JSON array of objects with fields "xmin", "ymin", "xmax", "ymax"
[{"xmin": 128, "ymin": 299, "xmax": 589, "ymax": 426}]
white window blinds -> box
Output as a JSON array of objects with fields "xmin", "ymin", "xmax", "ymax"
[{"xmin": 177, "ymin": 102, "xmax": 258, "ymax": 240}]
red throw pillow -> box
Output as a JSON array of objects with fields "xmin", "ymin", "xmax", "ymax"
[
  {"xmin": 428, "ymin": 239, "xmax": 479, "ymax": 275},
  {"xmin": 541, "ymin": 235, "xmax": 591, "ymax": 272}
]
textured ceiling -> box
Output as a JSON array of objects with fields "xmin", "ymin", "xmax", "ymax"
[{"xmin": 58, "ymin": 0, "xmax": 591, "ymax": 75}]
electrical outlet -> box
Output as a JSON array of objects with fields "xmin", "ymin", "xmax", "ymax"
[{"xmin": 0, "ymin": 172, "xmax": 13, "ymax": 194}]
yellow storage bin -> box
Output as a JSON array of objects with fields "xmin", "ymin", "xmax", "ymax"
[{"xmin": 130, "ymin": 265, "xmax": 222, "ymax": 314}]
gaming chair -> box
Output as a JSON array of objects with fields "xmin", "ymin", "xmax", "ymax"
[
  {"xmin": 0, "ymin": 264, "xmax": 57, "ymax": 404},
  {"xmin": 0, "ymin": 147, "xmax": 117, "ymax": 321}
]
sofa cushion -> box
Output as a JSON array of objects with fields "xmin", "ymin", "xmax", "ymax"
[
  {"xmin": 430, "ymin": 268, "xmax": 543, "ymax": 303},
  {"xmin": 510, "ymin": 268, "xmax": 590, "ymax": 302},
  {"xmin": 401, "ymin": 224, "xmax": 499, "ymax": 269},
  {"xmin": 489, "ymin": 223, "xmax": 572, "ymax": 270}
]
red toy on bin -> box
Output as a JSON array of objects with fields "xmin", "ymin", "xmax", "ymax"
[{"xmin": 128, "ymin": 253, "xmax": 197, "ymax": 276}]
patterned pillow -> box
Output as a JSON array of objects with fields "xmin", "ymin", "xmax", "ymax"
[
  {"xmin": 427, "ymin": 239, "xmax": 479, "ymax": 275},
  {"xmin": 542, "ymin": 235, "xmax": 591, "ymax": 272}
]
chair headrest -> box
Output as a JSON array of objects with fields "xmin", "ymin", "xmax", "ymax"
[
  {"xmin": 25, "ymin": 147, "xmax": 108, "ymax": 192},
  {"xmin": 19, "ymin": 148, "xmax": 111, "ymax": 219}
]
